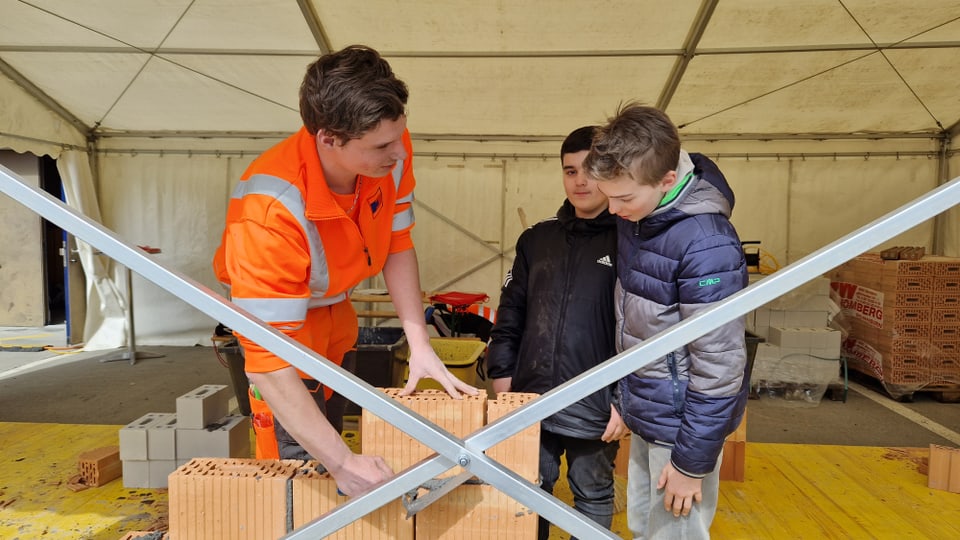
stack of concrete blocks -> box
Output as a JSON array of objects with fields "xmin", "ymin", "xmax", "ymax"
[
  {"xmin": 748, "ymin": 276, "xmax": 842, "ymax": 403},
  {"xmin": 748, "ymin": 276, "xmax": 836, "ymax": 340},
  {"xmin": 118, "ymin": 384, "xmax": 250, "ymax": 488},
  {"xmin": 168, "ymin": 458, "xmax": 301, "ymax": 539},
  {"xmin": 828, "ymin": 254, "xmax": 960, "ymax": 396}
]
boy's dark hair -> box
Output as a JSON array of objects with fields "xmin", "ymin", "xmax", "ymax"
[
  {"xmin": 560, "ymin": 125, "xmax": 597, "ymax": 161},
  {"xmin": 299, "ymin": 45, "xmax": 409, "ymax": 141},
  {"xmin": 583, "ymin": 103, "xmax": 680, "ymax": 186}
]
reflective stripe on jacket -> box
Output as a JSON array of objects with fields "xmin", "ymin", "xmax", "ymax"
[{"xmin": 213, "ymin": 127, "xmax": 416, "ymax": 372}]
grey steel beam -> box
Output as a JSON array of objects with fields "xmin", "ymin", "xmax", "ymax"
[
  {"xmin": 3, "ymin": 40, "xmax": 960, "ymax": 57},
  {"xmin": 90, "ymin": 130, "xmax": 942, "ymax": 143},
  {"xmin": 296, "ymin": 0, "xmax": 332, "ymax": 54},
  {"xmin": 658, "ymin": 0, "xmax": 719, "ymax": 110},
  {"xmin": 0, "ymin": 58, "xmax": 90, "ymax": 135}
]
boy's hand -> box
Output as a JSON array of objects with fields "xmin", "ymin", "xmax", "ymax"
[
  {"xmin": 657, "ymin": 462, "xmax": 703, "ymax": 517},
  {"xmin": 601, "ymin": 404, "xmax": 630, "ymax": 442}
]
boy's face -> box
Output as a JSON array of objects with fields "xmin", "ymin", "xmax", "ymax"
[
  {"xmin": 319, "ymin": 115, "xmax": 409, "ymax": 179},
  {"xmin": 562, "ymin": 150, "xmax": 608, "ymax": 219},
  {"xmin": 597, "ymin": 171, "xmax": 678, "ymax": 222}
]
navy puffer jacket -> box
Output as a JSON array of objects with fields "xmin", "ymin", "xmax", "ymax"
[{"xmin": 617, "ymin": 151, "xmax": 749, "ymax": 477}]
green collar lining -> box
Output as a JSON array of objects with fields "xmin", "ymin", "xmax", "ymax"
[{"xmin": 658, "ymin": 171, "xmax": 694, "ymax": 208}]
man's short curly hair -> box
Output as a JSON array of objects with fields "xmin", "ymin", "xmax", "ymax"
[{"xmin": 299, "ymin": 45, "xmax": 408, "ymax": 140}]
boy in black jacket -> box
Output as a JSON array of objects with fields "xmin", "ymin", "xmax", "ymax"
[{"xmin": 486, "ymin": 126, "xmax": 629, "ymax": 540}]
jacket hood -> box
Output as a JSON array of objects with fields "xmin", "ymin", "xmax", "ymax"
[{"xmin": 635, "ymin": 152, "xmax": 735, "ymax": 239}]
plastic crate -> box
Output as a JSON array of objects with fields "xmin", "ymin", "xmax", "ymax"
[
  {"xmin": 397, "ymin": 338, "xmax": 486, "ymax": 390},
  {"xmin": 345, "ymin": 327, "xmax": 409, "ymax": 416}
]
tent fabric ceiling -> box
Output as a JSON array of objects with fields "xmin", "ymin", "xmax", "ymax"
[{"xmin": 1, "ymin": 0, "xmax": 960, "ymax": 143}]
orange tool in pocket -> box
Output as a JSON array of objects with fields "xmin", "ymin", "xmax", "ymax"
[{"xmin": 248, "ymin": 386, "xmax": 280, "ymax": 459}]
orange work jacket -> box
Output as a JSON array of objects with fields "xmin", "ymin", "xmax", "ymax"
[{"xmin": 213, "ymin": 126, "xmax": 416, "ymax": 374}]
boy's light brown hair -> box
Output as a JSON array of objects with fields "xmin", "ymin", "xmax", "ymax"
[{"xmin": 583, "ymin": 103, "xmax": 681, "ymax": 186}]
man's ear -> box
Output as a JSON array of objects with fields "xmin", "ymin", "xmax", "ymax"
[
  {"xmin": 659, "ymin": 170, "xmax": 679, "ymax": 192},
  {"xmin": 315, "ymin": 130, "xmax": 338, "ymax": 149}
]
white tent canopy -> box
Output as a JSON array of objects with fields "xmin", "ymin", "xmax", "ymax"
[{"xmin": 1, "ymin": 0, "xmax": 959, "ymax": 347}]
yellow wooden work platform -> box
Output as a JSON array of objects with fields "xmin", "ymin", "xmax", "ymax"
[{"xmin": 1, "ymin": 422, "xmax": 958, "ymax": 539}]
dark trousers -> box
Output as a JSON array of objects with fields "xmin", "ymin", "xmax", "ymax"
[
  {"xmin": 538, "ymin": 430, "xmax": 619, "ymax": 540},
  {"xmin": 273, "ymin": 351, "xmax": 354, "ymax": 463}
]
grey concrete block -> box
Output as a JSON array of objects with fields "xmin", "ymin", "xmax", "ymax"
[
  {"xmin": 176, "ymin": 384, "xmax": 230, "ymax": 429},
  {"xmin": 175, "ymin": 414, "xmax": 251, "ymax": 460},
  {"xmin": 119, "ymin": 412, "xmax": 168, "ymax": 461},
  {"xmin": 147, "ymin": 412, "xmax": 178, "ymax": 460},
  {"xmin": 122, "ymin": 459, "xmax": 151, "ymax": 489}
]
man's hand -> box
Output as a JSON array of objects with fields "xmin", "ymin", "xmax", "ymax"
[
  {"xmin": 328, "ymin": 452, "xmax": 395, "ymax": 497},
  {"xmin": 601, "ymin": 404, "xmax": 630, "ymax": 442},
  {"xmin": 400, "ymin": 346, "xmax": 479, "ymax": 398},
  {"xmin": 657, "ymin": 462, "xmax": 703, "ymax": 517}
]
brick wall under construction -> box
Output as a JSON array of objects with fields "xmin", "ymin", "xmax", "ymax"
[{"xmin": 166, "ymin": 390, "xmax": 540, "ymax": 539}]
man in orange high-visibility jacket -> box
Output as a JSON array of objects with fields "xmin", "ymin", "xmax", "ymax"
[{"xmin": 213, "ymin": 45, "xmax": 478, "ymax": 497}]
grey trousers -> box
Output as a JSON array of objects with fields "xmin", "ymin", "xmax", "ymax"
[{"xmin": 627, "ymin": 434, "xmax": 721, "ymax": 540}]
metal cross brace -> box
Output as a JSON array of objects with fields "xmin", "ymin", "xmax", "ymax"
[{"xmin": 3, "ymin": 164, "xmax": 958, "ymax": 539}]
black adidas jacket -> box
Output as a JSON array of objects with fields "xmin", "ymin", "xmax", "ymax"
[{"xmin": 486, "ymin": 200, "xmax": 618, "ymax": 439}]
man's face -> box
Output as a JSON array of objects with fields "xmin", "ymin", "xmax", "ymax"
[
  {"xmin": 329, "ymin": 116, "xmax": 409, "ymax": 179},
  {"xmin": 562, "ymin": 150, "xmax": 608, "ymax": 219},
  {"xmin": 597, "ymin": 171, "xmax": 676, "ymax": 222}
]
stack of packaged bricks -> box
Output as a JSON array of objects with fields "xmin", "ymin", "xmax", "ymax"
[
  {"xmin": 829, "ymin": 253, "xmax": 960, "ymax": 397},
  {"xmin": 747, "ymin": 276, "xmax": 842, "ymax": 403},
  {"xmin": 166, "ymin": 390, "xmax": 539, "ymax": 539}
]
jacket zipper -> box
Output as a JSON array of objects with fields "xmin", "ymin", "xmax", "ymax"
[
  {"xmin": 667, "ymin": 352, "xmax": 683, "ymax": 415},
  {"xmin": 552, "ymin": 236, "xmax": 575, "ymax": 389}
]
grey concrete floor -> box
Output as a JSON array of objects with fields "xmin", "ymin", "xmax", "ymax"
[{"xmin": 1, "ymin": 325, "xmax": 958, "ymax": 448}]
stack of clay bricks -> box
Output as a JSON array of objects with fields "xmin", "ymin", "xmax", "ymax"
[
  {"xmin": 929, "ymin": 444, "xmax": 960, "ymax": 493},
  {"xmin": 166, "ymin": 390, "xmax": 539, "ymax": 539},
  {"xmin": 748, "ymin": 276, "xmax": 842, "ymax": 402},
  {"xmin": 828, "ymin": 254, "xmax": 960, "ymax": 394},
  {"xmin": 119, "ymin": 384, "xmax": 250, "ymax": 488}
]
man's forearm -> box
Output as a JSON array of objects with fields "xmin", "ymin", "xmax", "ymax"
[{"xmin": 248, "ymin": 367, "xmax": 351, "ymax": 468}]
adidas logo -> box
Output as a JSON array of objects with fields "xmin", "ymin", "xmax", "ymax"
[{"xmin": 597, "ymin": 255, "xmax": 613, "ymax": 267}]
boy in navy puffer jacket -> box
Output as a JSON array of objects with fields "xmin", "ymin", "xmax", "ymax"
[{"xmin": 583, "ymin": 103, "xmax": 748, "ymax": 540}]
